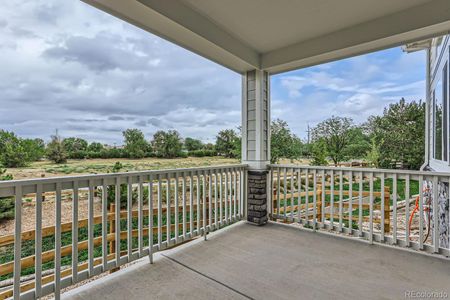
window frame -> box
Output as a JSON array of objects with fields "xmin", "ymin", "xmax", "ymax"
[{"xmin": 430, "ymin": 37, "xmax": 450, "ymax": 172}]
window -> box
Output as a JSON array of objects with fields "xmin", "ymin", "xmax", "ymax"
[
  {"xmin": 433, "ymin": 64, "xmax": 448, "ymax": 161},
  {"xmin": 434, "ymin": 78, "xmax": 443, "ymax": 160},
  {"xmin": 444, "ymin": 63, "xmax": 448, "ymax": 161}
]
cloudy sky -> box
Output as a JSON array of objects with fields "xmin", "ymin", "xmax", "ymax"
[{"xmin": 0, "ymin": 0, "xmax": 426, "ymax": 145}]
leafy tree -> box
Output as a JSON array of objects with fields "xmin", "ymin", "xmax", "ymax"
[
  {"xmin": 312, "ymin": 116, "xmax": 354, "ymax": 166},
  {"xmin": 151, "ymin": 130, "xmax": 183, "ymax": 158},
  {"xmin": 270, "ymin": 119, "xmax": 302, "ymax": 164},
  {"xmin": 63, "ymin": 138, "xmax": 88, "ymax": 153},
  {"xmin": 366, "ymin": 137, "xmax": 381, "ymax": 168},
  {"xmin": 0, "ymin": 169, "xmax": 14, "ymax": 222},
  {"xmin": 184, "ymin": 137, "xmax": 203, "ymax": 151},
  {"xmin": 367, "ymin": 98, "xmax": 425, "ymax": 169},
  {"xmin": 21, "ymin": 138, "xmax": 45, "ymax": 162},
  {"xmin": 88, "ymin": 142, "xmax": 104, "ymax": 152},
  {"xmin": 310, "ymin": 139, "xmax": 328, "ymax": 166},
  {"xmin": 46, "ymin": 134, "xmax": 68, "ymax": 164},
  {"xmin": 0, "ymin": 131, "xmax": 29, "ymax": 167},
  {"xmin": 342, "ymin": 127, "xmax": 371, "ymax": 160},
  {"xmin": 203, "ymin": 143, "xmax": 216, "ymax": 151},
  {"xmin": 123, "ymin": 129, "xmax": 148, "ymax": 159},
  {"xmin": 216, "ymin": 129, "xmax": 240, "ymax": 158}
]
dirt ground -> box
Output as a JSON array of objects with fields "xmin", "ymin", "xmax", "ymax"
[{"xmin": 4, "ymin": 156, "xmax": 240, "ymax": 180}]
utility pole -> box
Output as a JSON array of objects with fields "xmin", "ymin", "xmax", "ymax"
[{"xmin": 306, "ymin": 124, "xmax": 311, "ymax": 145}]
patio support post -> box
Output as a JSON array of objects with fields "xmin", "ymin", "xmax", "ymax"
[{"xmin": 242, "ymin": 70, "xmax": 270, "ymax": 225}]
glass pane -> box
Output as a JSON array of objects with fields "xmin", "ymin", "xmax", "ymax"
[
  {"xmin": 434, "ymin": 78, "xmax": 443, "ymax": 160},
  {"xmin": 443, "ymin": 63, "xmax": 448, "ymax": 162}
]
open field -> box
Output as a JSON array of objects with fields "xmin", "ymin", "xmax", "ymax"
[{"xmin": 4, "ymin": 157, "xmax": 240, "ymax": 180}]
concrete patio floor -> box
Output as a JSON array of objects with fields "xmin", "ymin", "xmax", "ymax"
[{"xmin": 63, "ymin": 222, "xmax": 450, "ymax": 300}]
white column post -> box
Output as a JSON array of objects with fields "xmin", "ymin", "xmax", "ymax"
[
  {"xmin": 242, "ymin": 69, "xmax": 270, "ymax": 170},
  {"xmin": 242, "ymin": 69, "xmax": 270, "ymax": 225}
]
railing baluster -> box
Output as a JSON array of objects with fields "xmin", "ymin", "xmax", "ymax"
[
  {"xmin": 290, "ymin": 168, "xmax": 294, "ymax": 220},
  {"xmin": 138, "ymin": 175, "xmax": 144, "ymax": 256},
  {"xmin": 313, "ymin": 170, "xmax": 317, "ymax": 231},
  {"xmin": 321, "ymin": 170, "xmax": 326, "ymax": 226},
  {"xmin": 369, "ymin": 172, "xmax": 374, "ymax": 244},
  {"xmin": 35, "ymin": 184, "xmax": 43, "ymax": 298},
  {"xmin": 174, "ymin": 172, "xmax": 179, "ymax": 243},
  {"xmin": 102, "ymin": 179, "xmax": 108, "ymax": 271},
  {"xmin": 224, "ymin": 171, "xmax": 228, "ymax": 224},
  {"xmin": 392, "ymin": 174, "xmax": 398, "ymax": 244},
  {"xmin": 348, "ymin": 171, "xmax": 353, "ymax": 234},
  {"xmin": 228, "ymin": 168, "xmax": 232, "ymax": 223},
  {"xmin": 305, "ymin": 168, "xmax": 309, "ymax": 223},
  {"xmin": 297, "ymin": 169, "xmax": 301, "ymax": 222},
  {"xmin": 283, "ymin": 167, "xmax": 287, "ymax": 220},
  {"xmin": 209, "ymin": 170, "xmax": 213, "ymax": 227},
  {"xmin": 88, "ymin": 180, "xmax": 94, "ymax": 276},
  {"xmin": 127, "ymin": 176, "xmax": 133, "ymax": 259},
  {"xmin": 166, "ymin": 174, "xmax": 171, "ymax": 246},
  {"xmin": 330, "ymin": 170, "xmax": 334, "ymax": 229},
  {"xmin": 13, "ymin": 185, "xmax": 22, "ymax": 300},
  {"xmin": 419, "ymin": 175, "xmax": 424, "ymax": 250},
  {"xmin": 214, "ymin": 172, "xmax": 218, "ymax": 227},
  {"xmin": 203, "ymin": 171, "xmax": 207, "ymax": 239},
  {"xmin": 405, "ymin": 174, "xmax": 410, "ymax": 247},
  {"xmin": 359, "ymin": 171, "xmax": 363, "ymax": 237},
  {"xmin": 219, "ymin": 170, "xmax": 223, "ymax": 225},
  {"xmin": 380, "ymin": 173, "xmax": 385, "ymax": 242},
  {"xmin": 72, "ymin": 181, "xmax": 79, "ymax": 283},
  {"xmin": 239, "ymin": 169, "xmax": 243, "ymax": 219},
  {"xmin": 157, "ymin": 175, "xmax": 162, "ymax": 249},
  {"xmin": 339, "ymin": 170, "xmax": 343, "ymax": 232},
  {"xmin": 183, "ymin": 173, "xmax": 187, "ymax": 238},
  {"xmin": 277, "ymin": 167, "xmax": 280, "ymax": 218},
  {"xmin": 190, "ymin": 172, "xmax": 194, "ymax": 233},
  {"xmin": 55, "ymin": 182, "xmax": 62, "ymax": 299},
  {"xmin": 149, "ymin": 174, "xmax": 154, "ymax": 263},
  {"xmin": 233, "ymin": 170, "xmax": 237, "ymax": 221},
  {"xmin": 115, "ymin": 177, "xmax": 121, "ymax": 267},
  {"xmin": 432, "ymin": 176, "xmax": 439, "ymax": 253},
  {"xmin": 196, "ymin": 173, "xmax": 201, "ymax": 233}
]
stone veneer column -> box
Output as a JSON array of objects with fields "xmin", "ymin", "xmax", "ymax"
[
  {"xmin": 247, "ymin": 171, "xmax": 268, "ymax": 225},
  {"xmin": 242, "ymin": 69, "xmax": 270, "ymax": 225}
]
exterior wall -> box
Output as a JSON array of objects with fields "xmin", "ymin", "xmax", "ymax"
[
  {"xmin": 426, "ymin": 34, "xmax": 450, "ymax": 248},
  {"xmin": 428, "ymin": 35, "xmax": 449, "ymax": 172}
]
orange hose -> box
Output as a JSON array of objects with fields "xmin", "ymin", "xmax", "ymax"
[{"xmin": 408, "ymin": 196, "xmax": 419, "ymax": 230}]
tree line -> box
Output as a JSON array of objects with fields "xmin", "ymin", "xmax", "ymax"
[
  {"xmin": 0, "ymin": 128, "xmax": 242, "ymax": 167},
  {"xmin": 0, "ymin": 98, "xmax": 425, "ymax": 170}
]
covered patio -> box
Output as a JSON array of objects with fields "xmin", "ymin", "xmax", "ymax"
[
  {"xmin": 63, "ymin": 222, "xmax": 450, "ymax": 300},
  {"xmin": 2, "ymin": 0, "xmax": 450, "ymax": 299}
]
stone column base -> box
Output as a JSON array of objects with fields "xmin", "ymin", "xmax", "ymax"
[{"xmin": 247, "ymin": 171, "xmax": 268, "ymax": 225}]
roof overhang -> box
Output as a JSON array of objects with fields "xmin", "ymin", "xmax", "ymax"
[{"xmin": 82, "ymin": 0, "xmax": 450, "ymax": 74}]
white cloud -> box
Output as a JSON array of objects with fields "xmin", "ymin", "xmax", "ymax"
[
  {"xmin": 0, "ymin": 0, "xmax": 241, "ymax": 144},
  {"xmin": 273, "ymin": 48, "xmax": 426, "ymax": 139}
]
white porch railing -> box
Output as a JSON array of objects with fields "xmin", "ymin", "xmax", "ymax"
[
  {"xmin": 268, "ymin": 165, "xmax": 450, "ymax": 257},
  {"xmin": 0, "ymin": 164, "xmax": 247, "ymax": 300}
]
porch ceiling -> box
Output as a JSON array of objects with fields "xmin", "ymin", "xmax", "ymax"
[{"xmin": 83, "ymin": 0, "xmax": 450, "ymax": 74}]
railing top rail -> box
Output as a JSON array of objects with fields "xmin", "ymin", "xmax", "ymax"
[
  {"xmin": 268, "ymin": 164, "xmax": 450, "ymax": 177},
  {"xmin": 0, "ymin": 164, "xmax": 247, "ymax": 188}
]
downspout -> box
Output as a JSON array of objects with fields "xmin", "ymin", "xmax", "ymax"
[{"xmin": 420, "ymin": 46, "xmax": 431, "ymax": 171}]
